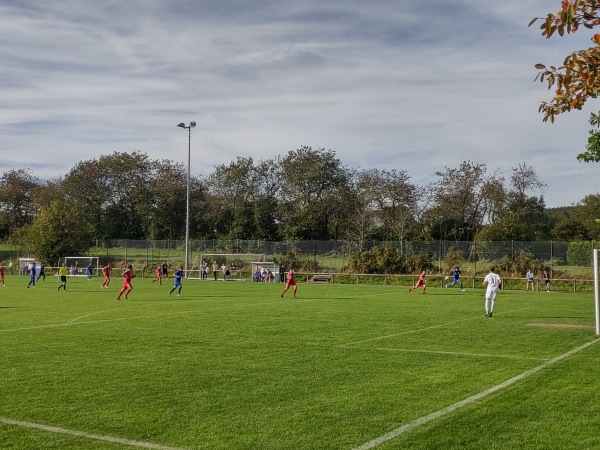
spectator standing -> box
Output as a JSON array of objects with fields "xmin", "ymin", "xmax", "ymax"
[
  {"xmin": 542, "ymin": 269, "xmax": 550, "ymax": 292},
  {"xmin": 212, "ymin": 261, "xmax": 218, "ymax": 281},
  {"xmin": 525, "ymin": 269, "xmax": 535, "ymax": 291},
  {"xmin": 222, "ymin": 263, "xmax": 228, "ymax": 281}
]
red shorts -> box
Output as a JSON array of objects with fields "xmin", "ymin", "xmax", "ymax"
[
  {"xmin": 415, "ymin": 280, "xmax": 425, "ymax": 287},
  {"xmin": 122, "ymin": 280, "xmax": 132, "ymax": 289},
  {"xmin": 286, "ymin": 280, "xmax": 296, "ymax": 288}
]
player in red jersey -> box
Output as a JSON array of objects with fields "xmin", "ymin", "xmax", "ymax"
[
  {"xmin": 408, "ymin": 270, "xmax": 427, "ymax": 294},
  {"xmin": 152, "ymin": 264, "xmax": 163, "ymax": 284},
  {"xmin": 281, "ymin": 267, "xmax": 297, "ymax": 299},
  {"xmin": 116, "ymin": 265, "xmax": 134, "ymax": 300},
  {"xmin": 0, "ymin": 263, "xmax": 5, "ymax": 286},
  {"xmin": 101, "ymin": 263, "xmax": 112, "ymax": 288}
]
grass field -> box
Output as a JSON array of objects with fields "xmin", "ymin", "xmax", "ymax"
[{"xmin": 1, "ymin": 275, "xmax": 599, "ymax": 449}]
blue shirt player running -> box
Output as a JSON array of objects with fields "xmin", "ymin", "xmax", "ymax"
[
  {"xmin": 27, "ymin": 263, "xmax": 37, "ymax": 288},
  {"xmin": 446, "ymin": 266, "xmax": 465, "ymax": 291},
  {"xmin": 169, "ymin": 266, "xmax": 184, "ymax": 297}
]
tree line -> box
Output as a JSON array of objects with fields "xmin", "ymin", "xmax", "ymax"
[{"xmin": 0, "ymin": 147, "xmax": 599, "ymax": 264}]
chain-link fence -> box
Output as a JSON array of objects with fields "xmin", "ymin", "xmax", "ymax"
[{"xmin": 79, "ymin": 239, "xmax": 597, "ymax": 272}]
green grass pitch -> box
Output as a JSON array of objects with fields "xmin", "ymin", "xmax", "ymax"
[{"xmin": 1, "ymin": 275, "xmax": 599, "ymax": 449}]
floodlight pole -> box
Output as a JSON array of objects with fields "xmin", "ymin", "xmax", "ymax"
[
  {"xmin": 177, "ymin": 121, "xmax": 196, "ymax": 278},
  {"xmin": 594, "ymin": 249, "xmax": 599, "ymax": 336}
]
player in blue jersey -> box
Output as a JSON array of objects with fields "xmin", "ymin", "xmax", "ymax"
[
  {"xmin": 445, "ymin": 266, "xmax": 465, "ymax": 291},
  {"xmin": 27, "ymin": 262, "xmax": 37, "ymax": 288},
  {"xmin": 169, "ymin": 266, "xmax": 184, "ymax": 297},
  {"xmin": 37, "ymin": 264, "xmax": 46, "ymax": 282}
]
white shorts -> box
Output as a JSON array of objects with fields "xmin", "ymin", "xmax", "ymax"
[{"xmin": 486, "ymin": 288, "xmax": 499, "ymax": 301}]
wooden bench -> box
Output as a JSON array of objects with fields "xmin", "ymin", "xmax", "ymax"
[{"xmin": 310, "ymin": 274, "xmax": 333, "ymax": 284}]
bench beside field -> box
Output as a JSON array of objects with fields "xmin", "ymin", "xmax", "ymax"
[{"xmin": 309, "ymin": 274, "xmax": 333, "ymax": 284}]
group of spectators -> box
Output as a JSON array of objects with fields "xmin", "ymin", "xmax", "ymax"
[
  {"xmin": 525, "ymin": 268, "xmax": 551, "ymax": 292},
  {"xmin": 253, "ymin": 267, "xmax": 276, "ymax": 282}
]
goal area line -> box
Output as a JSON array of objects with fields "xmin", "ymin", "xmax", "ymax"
[{"xmin": 353, "ymin": 339, "xmax": 600, "ymax": 450}]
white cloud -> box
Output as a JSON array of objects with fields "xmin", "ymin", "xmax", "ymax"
[{"xmin": 0, "ymin": 0, "xmax": 597, "ymax": 207}]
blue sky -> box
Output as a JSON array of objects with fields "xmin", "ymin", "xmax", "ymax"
[{"xmin": 0, "ymin": 0, "xmax": 598, "ymax": 207}]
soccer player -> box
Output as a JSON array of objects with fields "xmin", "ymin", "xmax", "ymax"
[
  {"xmin": 483, "ymin": 266, "xmax": 502, "ymax": 317},
  {"xmin": 0, "ymin": 263, "xmax": 5, "ymax": 286},
  {"xmin": 27, "ymin": 262, "xmax": 36, "ymax": 288},
  {"xmin": 87, "ymin": 262, "xmax": 94, "ymax": 280},
  {"xmin": 152, "ymin": 264, "xmax": 163, "ymax": 284},
  {"xmin": 408, "ymin": 270, "xmax": 427, "ymax": 294},
  {"xmin": 116, "ymin": 265, "xmax": 134, "ymax": 300},
  {"xmin": 36, "ymin": 264, "xmax": 46, "ymax": 282},
  {"xmin": 58, "ymin": 263, "xmax": 68, "ymax": 291},
  {"xmin": 445, "ymin": 266, "xmax": 464, "ymax": 291},
  {"xmin": 281, "ymin": 267, "xmax": 297, "ymax": 298},
  {"xmin": 101, "ymin": 263, "xmax": 112, "ymax": 288},
  {"xmin": 169, "ymin": 266, "xmax": 184, "ymax": 297}
]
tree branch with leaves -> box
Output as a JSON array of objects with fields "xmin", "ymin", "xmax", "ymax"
[{"xmin": 530, "ymin": 1, "xmax": 600, "ymax": 123}]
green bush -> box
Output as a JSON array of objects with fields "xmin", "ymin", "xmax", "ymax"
[
  {"xmin": 348, "ymin": 246, "xmax": 406, "ymax": 274},
  {"xmin": 347, "ymin": 246, "xmax": 435, "ymax": 274},
  {"xmin": 567, "ymin": 241, "xmax": 594, "ymax": 266},
  {"xmin": 498, "ymin": 250, "xmax": 544, "ymax": 276},
  {"xmin": 443, "ymin": 247, "xmax": 465, "ymax": 271}
]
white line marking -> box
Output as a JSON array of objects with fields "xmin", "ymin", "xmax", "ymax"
[
  {"xmin": 68, "ymin": 308, "xmax": 123, "ymax": 324},
  {"xmin": 0, "ymin": 417, "xmax": 189, "ymax": 449},
  {"xmin": 367, "ymin": 347, "xmax": 549, "ymax": 361},
  {"xmin": 352, "ymin": 339, "xmax": 599, "ymax": 450},
  {"xmin": 339, "ymin": 308, "xmax": 531, "ymax": 347},
  {"xmin": 0, "ymin": 301, "xmax": 277, "ymax": 332}
]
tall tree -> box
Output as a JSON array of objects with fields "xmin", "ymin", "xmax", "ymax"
[
  {"xmin": 277, "ymin": 147, "xmax": 350, "ymax": 240},
  {"xmin": 343, "ymin": 169, "xmax": 380, "ymax": 252},
  {"xmin": 550, "ymin": 194, "xmax": 600, "ymax": 240},
  {"xmin": 26, "ymin": 199, "xmax": 92, "ymax": 264},
  {"xmin": 0, "ymin": 169, "xmax": 40, "ymax": 238},
  {"xmin": 61, "ymin": 152, "xmax": 157, "ymax": 239},
  {"xmin": 477, "ymin": 164, "xmax": 548, "ymax": 240},
  {"xmin": 426, "ymin": 161, "xmax": 500, "ymax": 241},
  {"xmin": 205, "ymin": 157, "xmax": 257, "ymax": 239},
  {"xmin": 247, "ymin": 159, "xmax": 281, "ymax": 240}
]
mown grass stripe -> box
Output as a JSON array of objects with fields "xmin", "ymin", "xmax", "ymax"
[
  {"xmin": 353, "ymin": 339, "xmax": 599, "ymax": 450},
  {"xmin": 0, "ymin": 417, "xmax": 188, "ymax": 450}
]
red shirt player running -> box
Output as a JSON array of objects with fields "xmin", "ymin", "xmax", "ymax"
[
  {"xmin": 116, "ymin": 265, "xmax": 134, "ymax": 300},
  {"xmin": 0, "ymin": 263, "xmax": 5, "ymax": 286},
  {"xmin": 152, "ymin": 264, "xmax": 163, "ymax": 285},
  {"xmin": 101, "ymin": 264, "xmax": 112, "ymax": 288},
  {"xmin": 408, "ymin": 270, "xmax": 427, "ymax": 294},
  {"xmin": 281, "ymin": 268, "xmax": 297, "ymax": 299}
]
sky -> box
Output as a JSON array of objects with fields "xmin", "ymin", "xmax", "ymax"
[{"xmin": 0, "ymin": 0, "xmax": 598, "ymax": 208}]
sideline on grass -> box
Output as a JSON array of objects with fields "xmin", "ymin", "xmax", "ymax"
[
  {"xmin": 0, "ymin": 417, "xmax": 188, "ymax": 450},
  {"xmin": 353, "ymin": 339, "xmax": 599, "ymax": 450}
]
